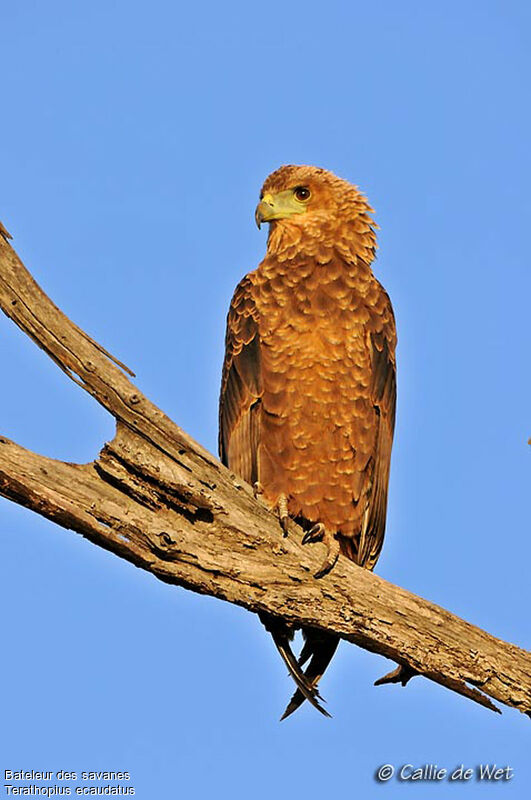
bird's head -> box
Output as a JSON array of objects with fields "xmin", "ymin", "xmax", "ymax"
[{"xmin": 255, "ymin": 165, "xmax": 377, "ymax": 264}]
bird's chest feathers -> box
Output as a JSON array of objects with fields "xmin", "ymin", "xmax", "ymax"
[{"xmin": 255, "ymin": 258, "xmax": 374, "ymax": 362}]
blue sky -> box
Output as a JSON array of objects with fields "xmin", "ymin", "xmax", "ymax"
[{"xmin": 1, "ymin": 1, "xmax": 530, "ymax": 797}]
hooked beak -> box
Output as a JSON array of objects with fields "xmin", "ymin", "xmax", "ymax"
[
  {"xmin": 255, "ymin": 193, "xmax": 276, "ymax": 229},
  {"xmin": 254, "ymin": 189, "xmax": 309, "ymax": 229}
]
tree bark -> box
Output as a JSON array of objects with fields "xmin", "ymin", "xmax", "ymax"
[{"xmin": 0, "ymin": 228, "xmax": 529, "ymax": 719}]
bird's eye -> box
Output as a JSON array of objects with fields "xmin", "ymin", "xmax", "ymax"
[{"xmin": 293, "ymin": 186, "xmax": 311, "ymax": 202}]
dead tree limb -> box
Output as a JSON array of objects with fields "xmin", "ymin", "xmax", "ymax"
[{"xmin": 0, "ymin": 228, "xmax": 529, "ymax": 719}]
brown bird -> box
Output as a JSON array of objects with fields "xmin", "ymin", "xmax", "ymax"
[{"xmin": 219, "ymin": 165, "xmax": 396, "ymax": 718}]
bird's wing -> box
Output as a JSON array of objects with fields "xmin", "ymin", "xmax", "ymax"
[
  {"xmin": 358, "ymin": 299, "xmax": 397, "ymax": 569},
  {"xmin": 219, "ymin": 275, "xmax": 262, "ymax": 484},
  {"xmin": 219, "ymin": 279, "xmax": 331, "ymax": 717}
]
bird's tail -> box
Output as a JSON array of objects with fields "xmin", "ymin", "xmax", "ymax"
[
  {"xmin": 259, "ymin": 612, "xmax": 332, "ymax": 718},
  {"xmin": 280, "ymin": 629, "xmax": 339, "ymax": 720}
]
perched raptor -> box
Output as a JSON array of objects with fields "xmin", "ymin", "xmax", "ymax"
[{"xmin": 219, "ymin": 165, "xmax": 396, "ymax": 718}]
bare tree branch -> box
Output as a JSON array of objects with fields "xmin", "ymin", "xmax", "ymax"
[{"xmin": 0, "ymin": 230, "xmax": 529, "ymax": 719}]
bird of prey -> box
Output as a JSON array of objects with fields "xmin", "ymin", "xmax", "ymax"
[{"xmin": 219, "ymin": 165, "xmax": 396, "ymax": 718}]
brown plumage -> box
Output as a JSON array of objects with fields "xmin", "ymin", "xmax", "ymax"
[{"xmin": 219, "ymin": 165, "xmax": 396, "ymax": 718}]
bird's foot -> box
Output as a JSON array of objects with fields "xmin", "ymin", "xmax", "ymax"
[
  {"xmin": 254, "ymin": 485, "xmax": 290, "ymax": 537},
  {"xmin": 275, "ymin": 494, "xmax": 290, "ymax": 536},
  {"xmin": 302, "ymin": 523, "xmax": 340, "ymax": 578}
]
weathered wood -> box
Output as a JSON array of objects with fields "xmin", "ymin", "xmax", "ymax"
[{"xmin": 0, "ymin": 229, "xmax": 530, "ymax": 719}]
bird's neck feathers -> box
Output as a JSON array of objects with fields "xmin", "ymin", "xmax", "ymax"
[{"xmin": 264, "ymin": 205, "xmax": 377, "ymax": 270}]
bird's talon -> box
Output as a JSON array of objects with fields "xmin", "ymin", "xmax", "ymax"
[
  {"xmin": 302, "ymin": 524, "xmax": 340, "ymax": 578},
  {"xmin": 302, "ymin": 522, "xmax": 325, "ymax": 545}
]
